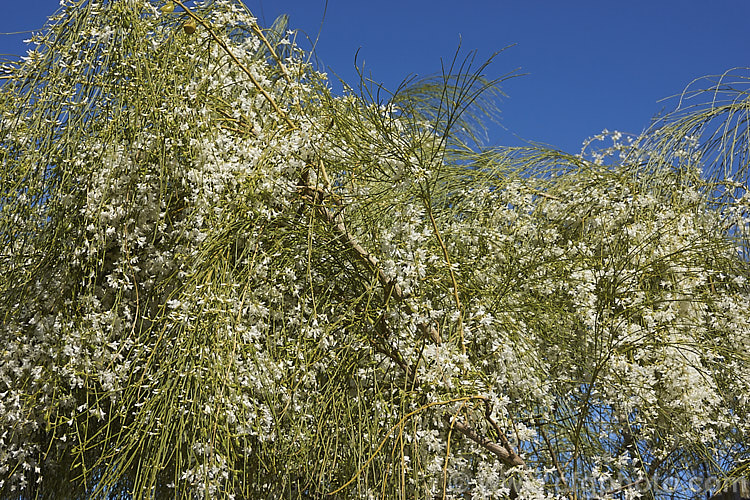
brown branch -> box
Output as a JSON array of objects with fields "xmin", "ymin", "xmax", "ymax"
[
  {"xmin": 481, "ymin": 399, "xmax": 525, "ymax": 467},
  {"xmin": 443, "ymin": 414, "xmax": 525, "ymax": 468},
  {"xmin": 298, "ymin": 166, "xmax": 441, "ymax": 347},
  {"xmin": 296, "ymin": 170, "xmax": 442, "ymax": 389}
]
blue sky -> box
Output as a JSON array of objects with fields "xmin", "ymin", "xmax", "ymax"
[{"xmin": 1, "ymin": 1, "xmax": 749, "ymax": 153}]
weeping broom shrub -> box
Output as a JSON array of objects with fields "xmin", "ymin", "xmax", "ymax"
[{"xmin": 0, "ymin": 1, "xmax": 749, "ymax": 498}]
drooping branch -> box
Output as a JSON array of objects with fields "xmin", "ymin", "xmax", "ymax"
[
  {"xmin": 424, "ymin": 197, "xmax": 465, "ymax": 352},
  {"xmin": 328, "ymin": 396, "xmax": 487, "ymax": 496},
  {"xmin": 298, "ymin": 159, "xmax": 442, "ymax": 347},
  {"xmin": 299, "ymin": 161, "xmax": 527, "ymax": 469},
  {"xmin": 173, "ymin": 0, "xmax": 297, "ymax": 130}
]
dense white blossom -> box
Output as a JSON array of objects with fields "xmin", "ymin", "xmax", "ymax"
[{"xmin": 0, "ymin": 1, "xmax": 749, "ymax": 499}]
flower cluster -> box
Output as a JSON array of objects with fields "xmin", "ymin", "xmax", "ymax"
[{"xmin": 0, "ymin": 1, "xmax": 748, "ymax": 499}]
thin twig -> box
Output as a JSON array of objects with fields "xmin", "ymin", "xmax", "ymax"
[
  {"xmin": 536, "ymin": 417, "xmax": 569, "ymax": 491},
  {"xmin": 328, "ymin": 396, "xmax": 486, "ymax": 496},
  {"xmin": 425, "ymin": 200, "xmax": 464, "ymax": 352},
  {"xmin": 172, "ymin": 0, "xmax": 296, "ymax": 130},
  {"xmin": 249, "ymin": 23, "xmax": 291, "ymax": 82}
]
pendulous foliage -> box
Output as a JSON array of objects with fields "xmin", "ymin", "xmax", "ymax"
[{"xmin": 0, "ymin": 1, "xmax": 748, "ymax": 498}]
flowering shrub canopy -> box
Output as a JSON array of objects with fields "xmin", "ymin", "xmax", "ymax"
[{"xmin": 0, "ymin": 1, "xmax": 749, "ymax": 498}]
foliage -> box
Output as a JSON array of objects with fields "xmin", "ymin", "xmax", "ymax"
[{"xmin": 0, "ymin": 1, "xmax": 749, "ymax": 498}]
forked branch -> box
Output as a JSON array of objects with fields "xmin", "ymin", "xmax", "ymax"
[{"xmin": 443, "ymin": 413, "xmax": 525, "ymax": 468}]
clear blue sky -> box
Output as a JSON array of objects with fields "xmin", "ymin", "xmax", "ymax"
[{"xmin": 1, "ymin": 1, "xmax": 749, "ymax": 153}]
